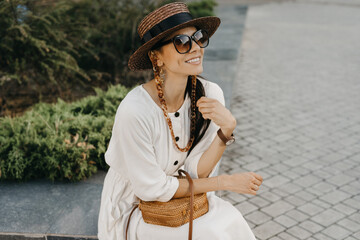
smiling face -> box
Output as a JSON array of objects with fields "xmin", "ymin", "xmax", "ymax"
[{"xmin": 151, "ymin": 26, "xmax": 205, "ymax": 78}]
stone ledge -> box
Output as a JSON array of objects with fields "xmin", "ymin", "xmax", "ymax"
[{"xmin": 0, "ymin": 233, "xmax": 97, "ymax": 240}]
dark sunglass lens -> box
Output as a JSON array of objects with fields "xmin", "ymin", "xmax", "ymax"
[
  {"xmin": 174, "ymin": 35, "xmax": 191, "ymax": 53},
  {"xmin": 194, "ymin": 30, "xmax": 209, "ymax": 48}
]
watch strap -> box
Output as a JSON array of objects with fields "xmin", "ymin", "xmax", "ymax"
[{"xmin": 217, "ymin": 128, "xmax": 234, "ymax": 145}]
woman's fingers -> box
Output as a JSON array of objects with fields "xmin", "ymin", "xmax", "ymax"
[
  {"xmin": 250, "ymin": 172, "xmax": 263, "ymax": 183},
  {"xmin": 196, "ymin": 96, "xmax": 216, "ymax": 106},
  {"xmin": 249, "ymin": 189, "xmax": 257, "ymax": 195},
  {"xmin": 228, "ymin": 172, "xmax": 263, "ymax": 195},
  {"xmin": 252, "ymin": 178, "xmax": 262, "ymax": 186},
  {"xmin": 198, "ymin": 107, "xmax": 214, "ymax": 114}
]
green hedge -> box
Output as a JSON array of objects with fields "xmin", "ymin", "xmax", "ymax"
[{"xmin": 0, "ymin": 84, "xmax": 133, "ymax": 182}]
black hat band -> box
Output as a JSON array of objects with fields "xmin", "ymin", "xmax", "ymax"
[{"xmin": 141, "ymin": 12, "xmax": 193, "ymax": 44}]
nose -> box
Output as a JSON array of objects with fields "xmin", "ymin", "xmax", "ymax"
[{"xmin": 190, "ymin": 37, "xmax": 201, "ymax": 52}]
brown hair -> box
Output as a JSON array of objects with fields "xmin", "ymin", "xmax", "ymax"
[{"xmin": 185, "ymin": 75, "xmax": 211, "ymax": 157}]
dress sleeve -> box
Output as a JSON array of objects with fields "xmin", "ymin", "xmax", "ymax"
[
  {"xmin": 110, "ymin": 104, "xmax": 179, "ymax": 202},
  {"xmin": 184, "ymin": 82, "xmax": 226, "ymax": 179}
]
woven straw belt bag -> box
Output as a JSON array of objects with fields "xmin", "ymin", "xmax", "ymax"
[{"xmin": 126, "ymin": 169, "xmax": 209, "ymax": 240}]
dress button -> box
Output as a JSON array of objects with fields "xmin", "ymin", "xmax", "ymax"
[
  {"xmin": 174, "ymin": 160, "xmax": 179, "ymax": 166},
  {"xmin": 175, "ymin": 112, "xmax": 180, "ymax": 117},
  {"xmin": 175, "ymin": 136, "xmax": 179, "ymax": 141}
]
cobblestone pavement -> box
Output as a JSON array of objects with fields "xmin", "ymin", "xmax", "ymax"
[{"xmin": 215, "ymin": 1, "xmax": 360, "ymax": 240}]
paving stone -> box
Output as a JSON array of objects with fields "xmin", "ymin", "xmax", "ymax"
[
  {"xmin": 294, "ymin": 190, "xmax": 316, "ymax": 202},
  {"xmin": 286, "ymin": 226, "xmax": 312, "ymax": 240},
  {"xmin": 271, "ymin": 188, "xmax": 290, "ymax": 198},
  {"xmin": 296, "ymin": 175, "xmax": 322, "ymax": 188},
  {"xmin": 274, "ymin": 215, "xmax": 298, "ymax": 228},
  {"xmin": 319, "ymin": 190, "xmax": 352, "ymax": 205},
  {"xmin": 313, "ymin": 232, "xmax": 335, "ymax": 240},
  {"xmin": 306, "ymin": 187, "xmax": 327, "ymax": 197},
  {"xmin": 311, "ymin": 199, "xmax": 332, "ymax": 209},
  {"xmin": 298, "ymin": 203, "xmax": 324, "ymax": 217},
  {"xmin": 349, "ymin": 212, "xmax": 360, "ymax": 224},
  {"xmin": 312, "ymin": 181, "xmax": 337, "ymax": 194},
  {"xmin": 247, "ymin": 221, "xmax": 256, "ymax": 229},
  {"xmin": 260, "ymin": 191, "xmax": 282, "ymax": 202},
  {"xmin": 291, "ymin": 166, "xmax": 311, "ymax": 176},
  {"xmin": 262, "ymin": 201, "xmax": 295, "ymax": 218},
  {"xmin": 344, "ymin": 237, "xmax": 357, "ymax": 240},
  {"xmin": 299, "ymin": 220, "xmax": 324, "ymax": 234},
  {"xmin": 249, "ymin": 196, "xmax": 271, "ymax": 208},
  {"xmin": 333, "ymin": 203, "xmax": 357, "ymax": 216},
  {"xmin": 319, "ymin": 152, "xmax": 347, "ymax": 164},
  {"xmin": 269, "ymin": 237, "xmax": 282, "ymax": 240},
  {"xmin": 281, "ymin": 170, "xmax": 301, "ymax": 180},
  {"xmin": 283, "ymin": 195, "xmax": 307, "ymax": 207},
  {"xmin": 286, "ymin": 209, "xmax": 309, "ymax": 222},
  {"xmin": 353, "ymin": 231, "xmax": 360, "ymax": 239},
  {"xmin": 322, "ymin": 224, "xmax": 352, "ymax": 239},
  {"xmin": 267, "ymin": 164, "xmax": 291, "ymax": 174},
  {"xmin": 326, "ymin": 174, "xmax": 355, "ymax": 187},
  {"xmin": 312, "ymin": 170, "xmax": 333, "ymax": 180},
  {"xmin": 338, "ymin": 218, "xmax": 360, "ymax": 232},
  {"xmin": 311, "ymin": 209, "xmax": 345, "ymax": 227},
  {"xmin": 344, "ymin": 198, "xmax": 360, "ymax": 211},
  {"xmin": 234, "ymin": 201, "xmax": 258, "ymax": 215},
  {"xmin": 226, "ymin": 192, "xmax": 248, "ymax": 204},
  {"xmin": 277, "ymin": 182, "xmax": 302, "ymax": 195},
  {"xmin": 253, "ymin": 221, "xmax": 286, "ymax": 240},
  {"xmin": 246, "ymin": 210, "xmax": 272, "ymax": 225},
  {"xmin": 302, "ymin": 161, "xmax": 324, "ymax": 171},
  {"xmin": 243, "ymin": 161, "xmax": 270, "ymax": 171},
  {"xmin": 340, "ymin": 184, "xmax": 360, "ymax": 195},
  {"xmin": 277, "ymin": 232, "xmax": 299, "ymax": 240},
  {"xmin": 283, "ymin": 156, "xmax": 309, "ymax": 167}
]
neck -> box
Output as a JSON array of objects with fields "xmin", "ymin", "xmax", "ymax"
[{"xmin": 158, "ymin": 72, "xmax": 190, "ymax": 112}]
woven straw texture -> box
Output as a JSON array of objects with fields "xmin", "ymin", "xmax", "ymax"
[
  {"xmin": 139, "ymin": 192, "xmax": 209, "ymax": 227},
  {"xmin": 138, "ymin": 2, "xmax": 190, "ymax": 39}
]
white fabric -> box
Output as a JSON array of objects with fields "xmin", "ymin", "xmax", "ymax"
[{"xmin": 97, "ymin": 78, "xmax": 256, "ymax": 240}]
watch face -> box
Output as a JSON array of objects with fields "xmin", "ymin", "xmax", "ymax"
[{"xmin": 226, "ymin": 138, "xmax": 235, "ymax": 146}]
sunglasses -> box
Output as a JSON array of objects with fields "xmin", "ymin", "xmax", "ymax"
[{"xmin": 152, "ymin": 29, "xmax": 210, "ymax": 54}]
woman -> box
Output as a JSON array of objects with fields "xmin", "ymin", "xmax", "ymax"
[{"xmin": 98, "ymin": 2, "xmax": 263, "ymax": 240}]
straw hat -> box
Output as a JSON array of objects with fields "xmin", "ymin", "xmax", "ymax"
[{"xmin": 128, "ymin": 2, "xmax": 221, "ymax": 71}]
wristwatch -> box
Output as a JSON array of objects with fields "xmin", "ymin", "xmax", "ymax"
[{"xmin": 217, "ymin": 128, "xmax": 235, "ymax": 146}]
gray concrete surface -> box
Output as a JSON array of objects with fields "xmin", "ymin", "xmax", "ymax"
[{"xmin": 215, "ymin": 0, "xmax": 360, "ymax": 239}]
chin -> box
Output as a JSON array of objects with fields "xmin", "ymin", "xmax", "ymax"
[{"xmin": 188, "ymin": 65, "xmax": 203, "ymax": 76}]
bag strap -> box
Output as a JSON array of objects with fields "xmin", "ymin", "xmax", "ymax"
[
  {"xmin": 178, "ymin": 169, "xmax": 194, "ymax": 240},
  {"xmin": 125, "ymin": 204, "xmax": 138, "ymax": 240},
  {"xmin": 125, "ymin": 170, "xmax": 195, "ymax": 240}
]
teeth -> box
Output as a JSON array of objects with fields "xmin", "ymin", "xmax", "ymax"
[{"xmin": 186, "ymin": 57, "xmax": 200, "ymax": 63}]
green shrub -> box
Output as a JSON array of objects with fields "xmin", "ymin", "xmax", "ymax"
[
  {"xmin": 188, "ymin": 0, "xmax": 218, "ymax": 18},
  {"xmin": 0, "ymin": 84, "xmax": 133, "ymax": 182}
]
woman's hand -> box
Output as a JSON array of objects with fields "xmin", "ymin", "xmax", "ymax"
[
  {"xmin": 222, "ymin": 172, "xmax": 263, "ymax": 195},
  {"xmin": 196, "ymin": 97, "xmax": 236, "ymax": 135}
]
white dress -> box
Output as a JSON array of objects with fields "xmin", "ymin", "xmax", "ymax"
[{"xmin": 97, "ymin": 77, "xmax": 256, "ymax": 240}]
